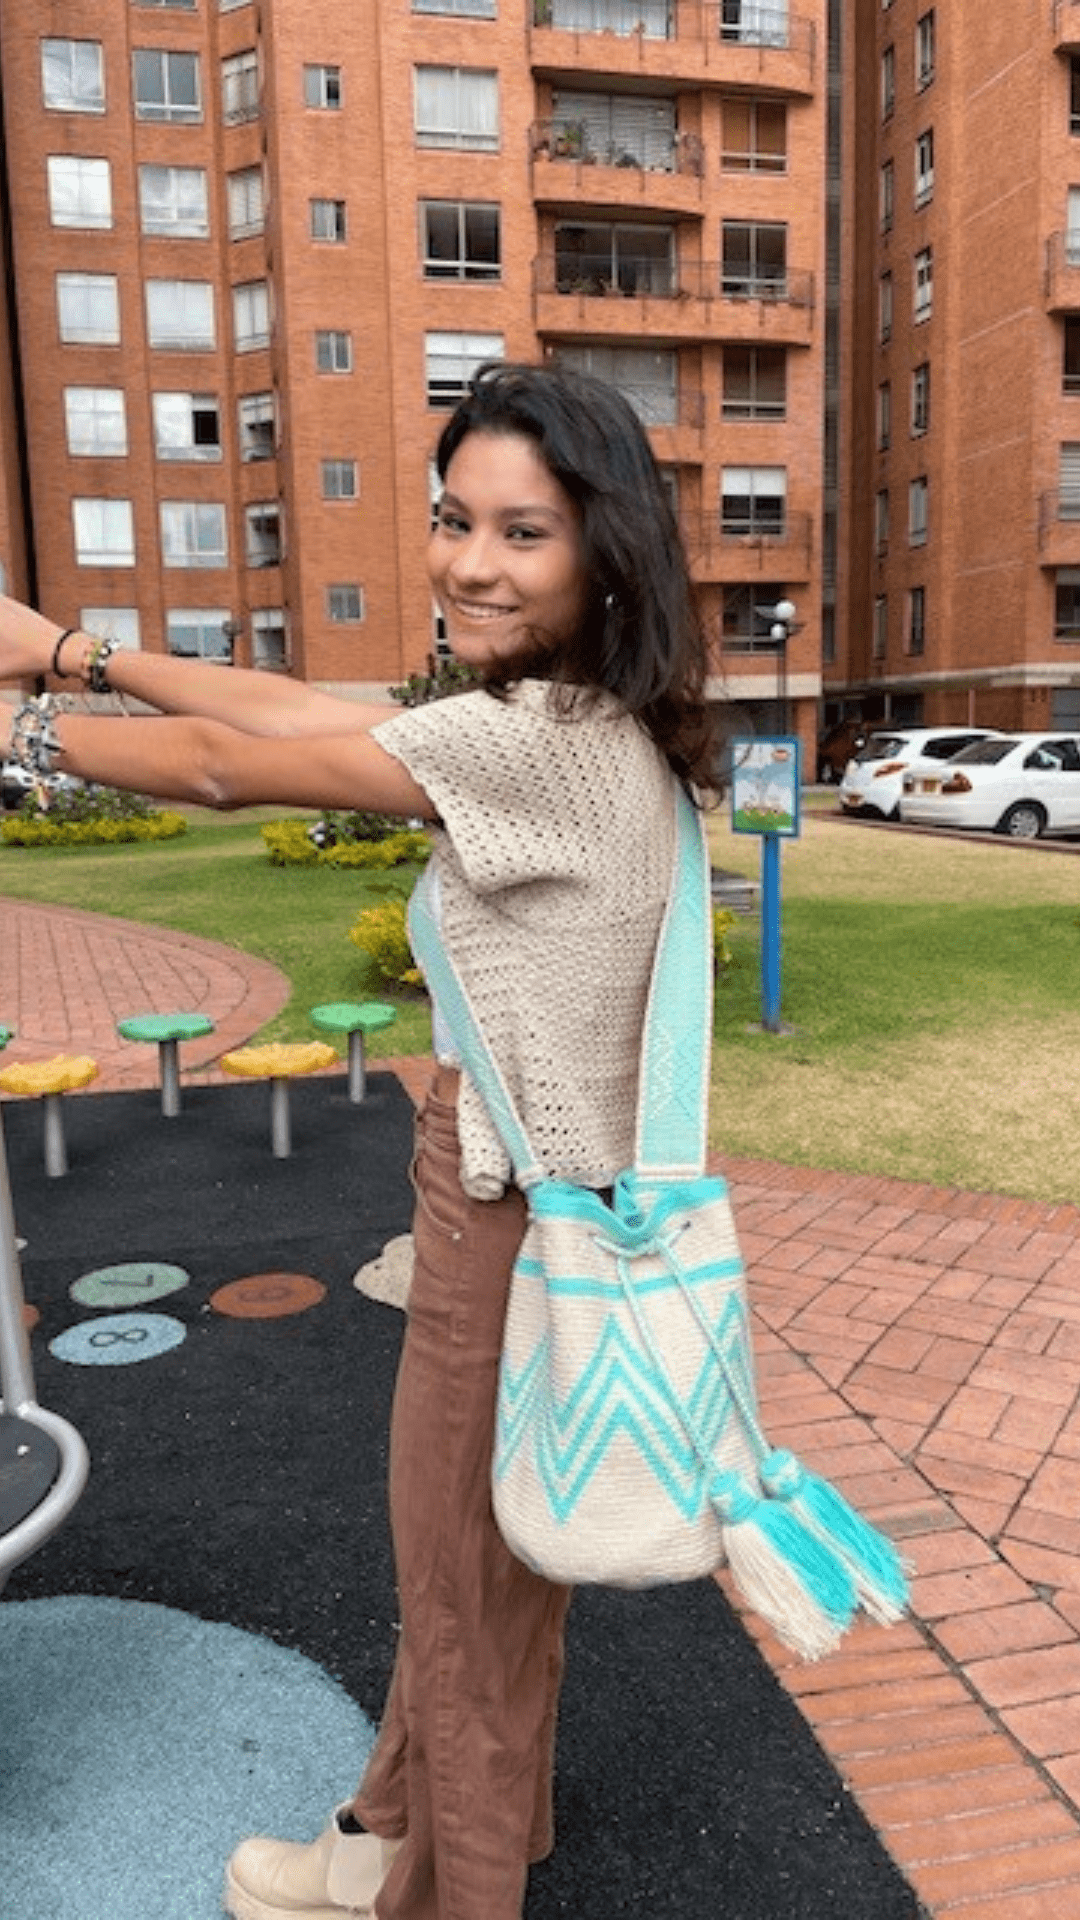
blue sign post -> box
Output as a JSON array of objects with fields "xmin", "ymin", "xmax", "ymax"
[{"xmin": 730, "ymin": 737, "xmax": 801, "ymax": 1033}]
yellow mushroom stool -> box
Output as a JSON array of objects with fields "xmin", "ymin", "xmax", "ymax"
[
  {"xmin": 0, "ymin": 1055, "xmax": 99, "ymax": 1178},
  {"xmin": 220, "ymin": 1041, "xmax": 337, "ymax": 1159}
]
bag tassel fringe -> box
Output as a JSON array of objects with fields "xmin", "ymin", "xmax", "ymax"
[
  {"xmin": 712, "ymin": 1470, "xmax": 857, "ymax": 1662},
  {"xmin": 760, "ymin": 1449, "xmax": 910, "ymax": 1626}
]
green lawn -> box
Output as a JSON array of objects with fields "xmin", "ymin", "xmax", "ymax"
[{"xmin": 2, "ymin": 803, "xmax": 1078, "ymax": 1201}]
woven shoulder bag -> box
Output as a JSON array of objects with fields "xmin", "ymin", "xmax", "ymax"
[{"xmin": 409, "ymin": 785, "xmax": 908, "ymax": 1659}]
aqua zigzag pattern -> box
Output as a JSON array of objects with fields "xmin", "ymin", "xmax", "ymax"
[{"xmin": 494, "ymin": 1291, "xmax": 757, "ymax": 1526}]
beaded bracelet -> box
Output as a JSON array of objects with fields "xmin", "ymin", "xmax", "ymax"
[{"xmin": 10, "ymin": 693, "xmax": 62, "ymax": 778}]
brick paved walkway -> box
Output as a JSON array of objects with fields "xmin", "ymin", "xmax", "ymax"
[{"xmin": 3, "ymin": 896, "xmax": 1080, "ymax": 1916}]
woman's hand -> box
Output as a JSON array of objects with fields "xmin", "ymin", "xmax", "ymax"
[{"xmin": 0, "ymin": 595, "xmax": 61, "ymax": 686}]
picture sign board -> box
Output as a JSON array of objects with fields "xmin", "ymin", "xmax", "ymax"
[{"xmin": 730, "ymin": 737, "xmax": 801, "ymax": 838}]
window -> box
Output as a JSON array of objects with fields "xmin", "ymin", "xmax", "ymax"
[
  {"xmin": 1065, "ymin": 320, "xmax": 1080, "ymax": 395},
  {"xmin": 327, "ymin": 584, "xmax": 364, "ymax": 622},
  {"xmin": 47, "ymin": 156, "xmax": 111, "ymax": 229},
  {"xmin": 238, "ymin": 392, "xmax": 276, "ymax": 460},
  {"xmin": 877, "ymin": 380, "xmax": 891, "ymax": 449},
  {"xmin": 57, "ymin": 273, "xmax": 120, "ymax": 345},
  {"xmin": 554, "ymin": 344, "xmax": 677, "ymax": 426},
  {"xmin": 722, "ymin": 221, "xmax": 787, "ymax": 298},
  {"xmin": 1056, "ymin": 569, "xmax": 1080, "ymax": 639},
  {"xmin": 721, "ymin": 582, "xmax": 786, "ymax": 651},
  {"xmin": 146, "ymin": 280, "xmax": 215, "ymax": 350},
  {"xmin": 321, "ymin": 459, "xmax": 359, "ymax": 499},
  {"xmin": 1068, "ymin": 186, "xmax": 1080, "ymax": 266},
  {"xmin": 906, "ymin": 585, "xmax": 926, "ymax": 655},
  {"xmin": 916, "ymin": 10, "xmax": 935, "ymax": 90},
  {"xmin": 303, "ymin": 64, "xmax": 342, "ymax": 109},
  {"xmin": 251, "ymin": 609, "xmax": 288, "ymax": 670},
  {"xmin": 233, "ymin": 280, "xmax": 270, "ymax": 351},
  {"xmin": 721, "ymin": 466, "xmax": 786, "ymax": 538},
  {"xmin": 132, "ymin": 48, "xmax": 201, "ymax": 121},
  {"xmin": 914, "ymin": 129, "xmax": 934, "ymax": 207},
  {"xmin": 874, "ymin": 489, "xmax": 889, "ymax": 556},
  {"xmin": 414, "ymin": 0, "xmax": 497, "ymax": 13},
  {"xmin": 166, "ymin": 609, "xmax": 232, "ymax": 659},
  {"xmin": 310, "ymin": 198, "xmax": 347, "ymax": 243},
  {"xmin": 879, "ymin": 270, "xmax": 893, "ymax": 342},
  {"xmin": 720, "ymin": 0, "xmax": 790, "ymax": 47},
  {"xmin": 425, "ymin": 331, "xmax": 503, "ymax": 407},
  {"xmin": 160, "ymin": 501, "xmax": 228, "ymax": 568},
  {"xmin": 1059, "ymin": 443, "xmax": 1080, "ymax": 518},
  {"xmin": 64, "ymin": 388, "xmax": 128, "ymax": 457},
  {"xmin": 555, "ymin": 221, "xmax": 674, "ymax": 296},
  {"xmin": 873, "ymin": 596, "xmax": 888, "ymax": 659},
  {"xmin": 221, "ymin": 50, "xmax": 259, "ymax": 124},
  {"xmin": 881, "ymin": 44, "xmax": 895, "ymax": 120},
  {"xmin": 414, "ymin": 67, "xmax": 498, "ymax": 151},
  {"xmin": 421, "ymin": 202, "xmax": 500, "ymax": 281},
  {"xmin": 911, "ymin": 362, "xmax": 931, "ymax": 433},
  {"xmin": 880, "ymin": 159, "xmax": 894, "ymax": 233},
  {"xmin": 153, "ymin": 393, "xmax": 222, "ymax": 461},
  {"xmin": 722, "ymin": 346, "xmax": 786, "ymax": 420},
  {"xmin": 245, "ymin": 501, "xmax": 282, "ymax": 567},
  {"xmin": 914, "ymin": 246, "xmax": 933, "ymax": 321},
  {"xmin": 549, "ymin": 88, "xmax": 677, "ymax": 169},
  {"xmin": 549, "ymin": 0, "xmax": 672, "ymax": 38},
  {"xmin": 721, "ymin": 96, "xmax": 786, "ymax": 173},
  {"xmin": 315, "ymin": 329, "xmax": 352, "ymax": 373},
  {"xmin": 138, "ymin": 165, "xmax": 209, "ymax": 237},
  {"xmin": 42, "ymin": 39, "xmax": 104, "ymax": 113},
  {"xmin": 909, "ymin": 476, "xmax": 929, "ymax": 546},
  {"xmin": 80, "ymin": 608, "xmax": 141, "ymax": 650},
  {"xmin": 227, "ymin": 167, "xmax": 264, "ymax": 239},
  {"xmin": 73, "ymin": 498, "xmax": 135, "ymax": 567}
]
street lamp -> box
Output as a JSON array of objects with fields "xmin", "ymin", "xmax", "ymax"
[{"xmin": 754, "ymin": 598, "xmax": 797, "ymax": 732}]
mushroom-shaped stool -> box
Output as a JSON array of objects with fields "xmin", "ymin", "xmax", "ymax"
[
  {"xmin": 0, "ymin": 1055, "xmax": 98, "ymax": 1178},
  {"xmin": 0, "ymin": 1027, "xmax": 12, "ymax": 1051},
  {"xmin": 309, "ymin": 1001, "xmax": 397, "ymax": 1104},
  {"xmin": 116, "ymin": 1011, "xmax": 216, "ymax": 1117},
  {"xmin": 220, "ymin": 1040, "xmax": 337, "ymax": 1158}
]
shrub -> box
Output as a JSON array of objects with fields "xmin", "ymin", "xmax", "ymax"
[
  {"xmin": 348, "ymin": 893, "xmax": 424, "ymax": 990},
  {"xmin": 713, "ymin": 907, "xmax": 737, "ymax": 972},
  {"xmin": 261, "ymin": 819, "xmax": 430, "ymax": 869},
  {"xmin": 2, "ymin": 785, "xmax": 187, "ymax": 848}
]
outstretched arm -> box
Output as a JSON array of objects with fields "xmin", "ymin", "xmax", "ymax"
[{"xmin": 0, "ymin": 596, "xmax": 393, "ymax": 738}]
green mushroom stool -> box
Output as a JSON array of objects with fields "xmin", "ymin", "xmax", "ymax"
[
  {"xmin": 310, "ymin": 1001, "xmax": 397, "ymax": 1104},
  {"xmin": 116, "ymin": 1012, "xmax": 216, "ymax": 1117}
]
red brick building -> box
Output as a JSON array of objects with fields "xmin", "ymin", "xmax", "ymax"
[{"xmin": 0, "ymin": 1, "xmax": 830, "ymax": 760}]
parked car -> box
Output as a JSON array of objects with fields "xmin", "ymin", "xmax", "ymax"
[
  {"xmin": 0, "ymin": 758, "xmax": 85, "ymax": 812},
  {"xmin": 899, "ymin": 733, "xmax": 1080, "ymax": 838},
  {"xmin": 816, "ymin": 718, "xmax": 873, "ymax": 784},
  {"xmin": 838, "ymin": 727, "xmax": 1000, "ymax": 821}
]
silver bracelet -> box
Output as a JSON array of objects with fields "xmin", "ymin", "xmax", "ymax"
[{"xmin": 10, "ymin": 693, "xmax": 63, "ymax": 778}]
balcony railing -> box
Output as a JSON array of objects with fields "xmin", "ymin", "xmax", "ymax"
[
  {"xmin": 529, "ymin": 1, "xmax": 816, "ymax": 72},
  {"xmin": 534, "ymin": 254, "xmax": 813, "ymax": 308},
  {"xmin": 1038, "ymin": 489, "xmax": 1080, "ymax": 545},
  {"xmin": 681, "ymin": 508, "xmax": 813, "ymax": 572},
  {"xmin": 1046, "ymin": 230, "xmax": 1080, "ymax": 310},
  {"xmin": 530, "ymin": 117, "xmax": 704, "ymax": 176}
]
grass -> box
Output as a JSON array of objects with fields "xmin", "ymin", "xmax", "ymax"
[{"xmin": 2, "ymin": 802, "xmax": 1079, "ymax": 1201}]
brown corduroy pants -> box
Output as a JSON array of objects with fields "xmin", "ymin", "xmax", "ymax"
[{"xmin": 353, "ymin": 1066, "xmax": 573, "ymax": 1920}]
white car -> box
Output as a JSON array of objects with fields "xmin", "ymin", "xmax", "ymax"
[
  {"xmin": 838, "ymin": 727, "xmax": 1000, "ymax": 821},
  {"xmin": 900, "ymin": 733, "xmax": 1080, "ymax": 839}
]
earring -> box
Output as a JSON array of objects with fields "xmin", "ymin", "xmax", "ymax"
[{"xmin": 604, "ymin": 592, "xmax": 618, "ymax": 612}]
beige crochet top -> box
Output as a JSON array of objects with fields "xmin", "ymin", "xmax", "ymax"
[{"xmin": 373, "ymin": 681, "xmax": 677, "ymax": 1199}]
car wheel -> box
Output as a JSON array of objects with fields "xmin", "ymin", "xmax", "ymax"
[{"xmin": 997, "ymin": 801, "xmax": 1046, "ymax": 840}]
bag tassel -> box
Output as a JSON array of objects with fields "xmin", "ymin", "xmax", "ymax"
[
  {"xmin": 759, "ymin": 1449, "xmax": 910, "ymax": 1626},
  {"xmin": 711, "ymin": 1469, "xmax": 857, "ymax": 1662}
]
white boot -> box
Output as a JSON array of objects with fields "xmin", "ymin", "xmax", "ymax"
[{"xmin": 223, "ymin": 1806, "xmax": 403, "ymax": 1920}]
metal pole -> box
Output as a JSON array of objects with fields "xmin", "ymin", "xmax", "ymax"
[
  {"xmin": 761, "ymin": 832, "xmax": 782, "ymax": 1033},
  {"xmin": 160, "ymin": 1037, "xmax": 181, "ymax": 1117},
  {"xmin": 269, "ymin": 1077, "xmax": 291, "ymax": 1158},
  {"xmin": 347, "ymin": 1029, "xmax": 367, "ymax": 1105}
]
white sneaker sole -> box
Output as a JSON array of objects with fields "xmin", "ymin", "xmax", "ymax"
[{"xmin": 222, "ymin": 1862, "xmax": 360, "ymax": 1920}]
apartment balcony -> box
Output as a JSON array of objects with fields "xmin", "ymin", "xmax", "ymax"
[
  {"xmin": 533, "ymin": 255, "xmax": 815, "ymax": 341},
  {"xmin": 530, "ymin": 120, "xmax": 706, "ymax": 216},
  {"xmin": 681, "ymin": 508, "xmax": 813, "ymax": 583},
  {"xmin": 1037, "ymin": 489, "xmax": 1080, "ymax": 564},
  {"xmin": 1053, "ymin": 0, "xmax": 1080, "ymax": 54},
  {"xmin": 1044, "ymin": 230, "xmax": 1080, "ymax": 311},
  {"xmin": 528, "ymin": 2, "xmax": 817, "ymax": 97}
]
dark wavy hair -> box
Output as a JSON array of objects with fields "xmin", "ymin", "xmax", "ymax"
[{"xmin": 434, "ymin": 362, "xmax": 716, "ymax": 789}]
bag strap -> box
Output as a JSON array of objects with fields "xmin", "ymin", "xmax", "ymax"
[{"xmin": 407, "ymin": 782, "xmax": 712, "ymax": 1188}]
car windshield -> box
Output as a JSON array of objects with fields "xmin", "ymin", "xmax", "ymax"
[
  {"xmin": 853, "ymin": 733, "xmax": 909, "ymax": 764},
  {"xmin": 948, "ymin": 739, "xmax": 1018, "ymax": 766}
]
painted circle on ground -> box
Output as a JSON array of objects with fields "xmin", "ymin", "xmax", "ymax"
[
  {"xmin": 210, "ymin": 1272, "xmax": 327, "ymax": 1319},
  {"xmin": 49, "ymin": 1312, "xmax": 187, "ymax": 1367},
  {"xmin": 71, "ymin": 1262, "xmax": 190, "ymax": 1310}
]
